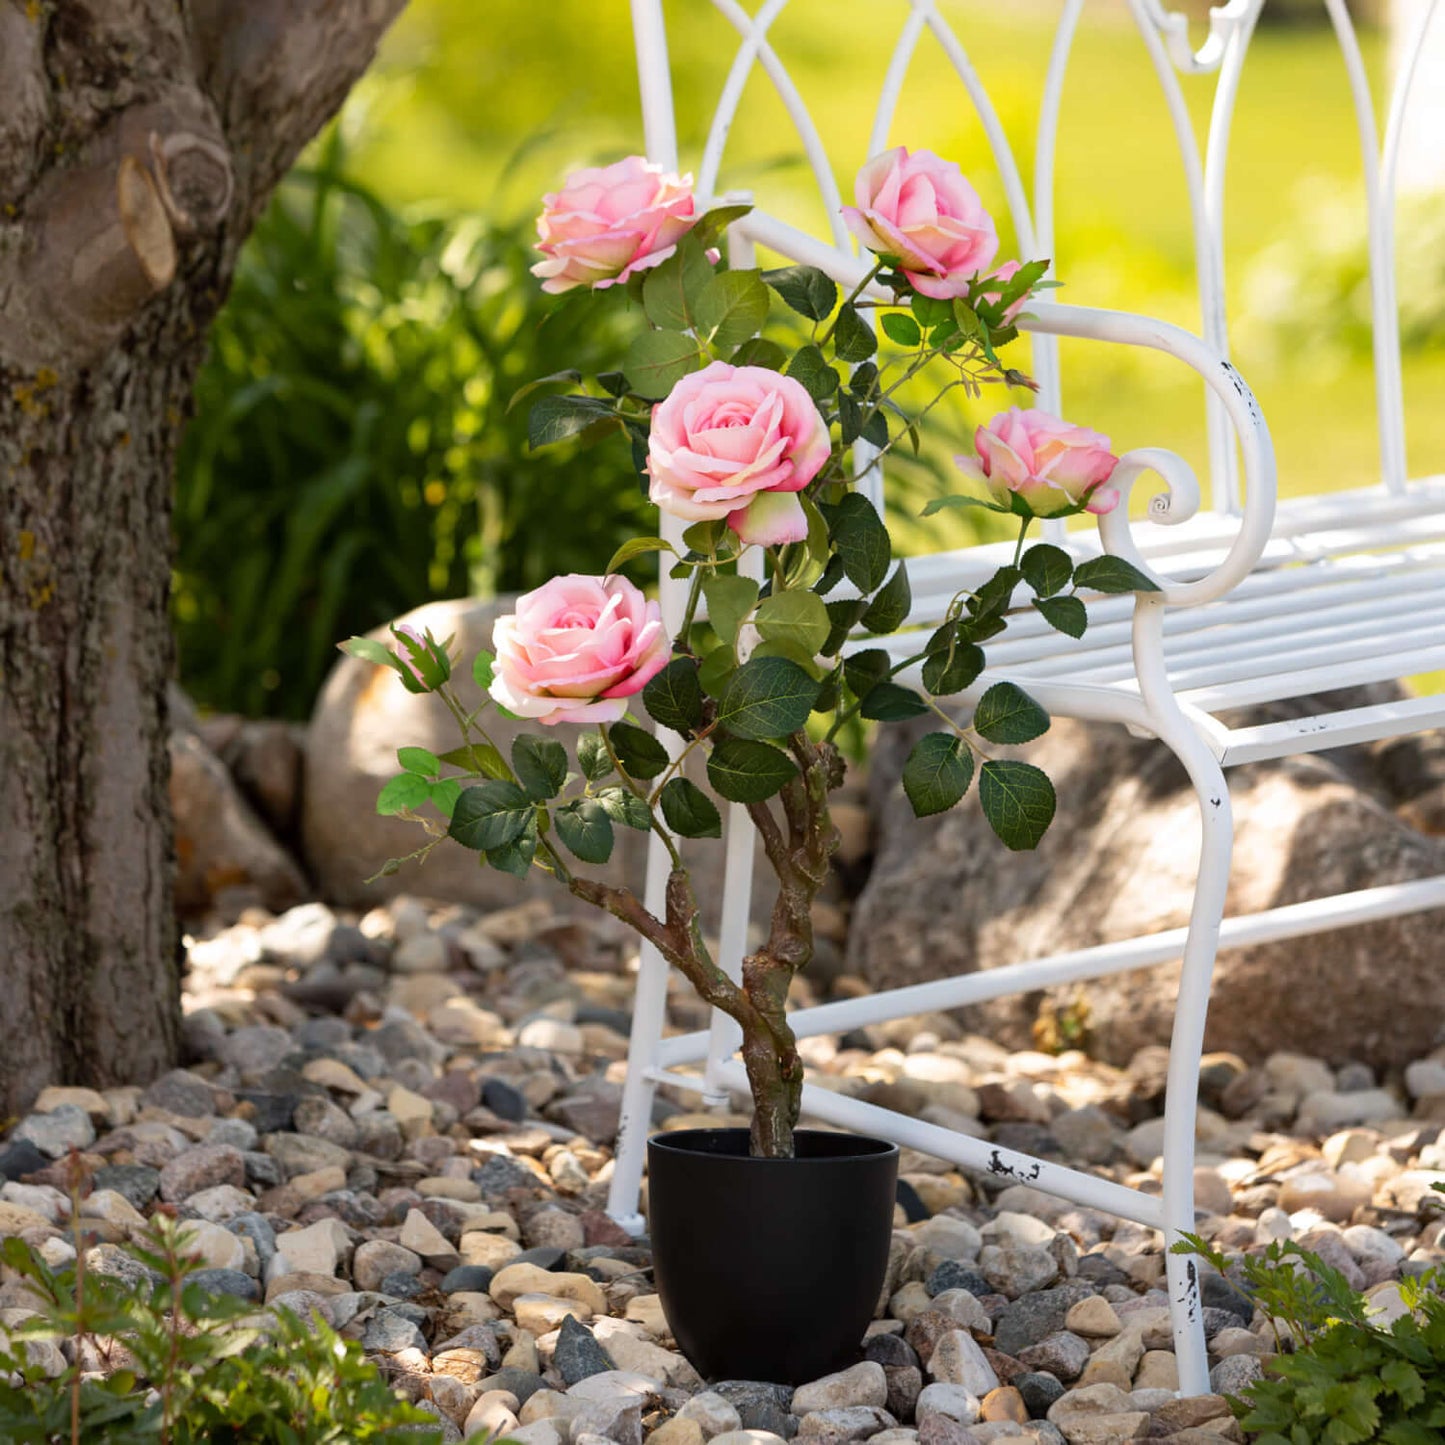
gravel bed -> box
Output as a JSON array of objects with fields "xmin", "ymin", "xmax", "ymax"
[{"xmin": 3, "ymin": 895, "xmax": 1443, "ymax": 1445}]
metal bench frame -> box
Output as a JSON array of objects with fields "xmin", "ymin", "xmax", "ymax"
[{"xmin": 606, "ymin": 0, "xmax": 1445, "ymax": 1395}]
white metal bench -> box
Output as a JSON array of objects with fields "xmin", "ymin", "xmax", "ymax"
[{"xmin": 607, "ymin": 0, "xmax": 1445, "ymax": 1395}]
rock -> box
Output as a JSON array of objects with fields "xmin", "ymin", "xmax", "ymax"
[
  {"xmin": 554, "ymin": 1316, "xmax": 616, "ymax": 1385},
  {"xmin": 0, "ymin": 1139, "xmax": 50, "ymax": 1183},
  {"xmin": 1014, "ymin": 1373, "xmax": 1065, "ymax": 1418},
  {"xmin": 1062, "ymin": 1298, "xmax": 1118, "ymax": 1339},
  {"xmin": 914, "ymin": 1383, "xmax": 980, "ymax": 1426},
  {"xmin": 178, "ymin": 1220, "xmax": 247, "ymax": 1273},
  {"xmin": 514, "ymin": 1294, "xmax": 591, "ymax": 1334},
  {"xmin": 992, "ymin": 1285, "xmax": 1094, "ymax": 1358},
  {"xmin": 1405, "ymin": 1059, "xmax": 1445, "ymax": 1099},
  {"xmin": 274, "ymin": 1218, "xmax": 350, "ymax": 1277},
  {"xmin": 792, "ymin": 1363, "xmax": 888, "ymax": 1414},
  {"xmin": 159, "ymin": 1144, "xmax": 246, "ymax": 1202},
  {"xmin": 442, "ymin": 1264, "xmax": 494, "ymax": 1294},
  {"xmin": 362, "ymin": 1310, "xmax": 428, "ymax": 1353},
  {"xmin": 679, "ymin": 1392, "xmax": 745, "ymax": 1438},
  {"xmin": 483, "ymin": 1078, "xmax": 529, "ymax": 1123},
  {"xmin": 795, "ymin": 1406, "xmax": 896, "ymax": 1442},
  {"xmin": 1015, "ymin": 1334, "xmax": 1089, "ymax": 1385},
  {"xmin": 1208, "ymin": 1355, "xmax": 1263, "ymax": 1397},
  {"xmin": 851, "ymin": 710, "xmax": 1445, "ymax": 1070},
  {"xmin": 928, "ymin": 1332, "xmax": 999, "ymax": 1395},
  {"xmin": 507, "ymin": 1424, "xmax": 567, "ymax": 1445},
  {"xmin": 400, "ymin": 1208, "xmax": 460, "ymax": 1269},
  {"xmin": 170, "ymin": 728, "xmax": 307, "ymax": 916},
  {"xmin": 353, "ymin": 1240, "xmax": 423, "ymax": 1292},
  {"xmin": 652, "ymin": 1419, "xmax": 707, "ymax": 1445},
  {"xmin": 1199, "ymin": 1273, "xmax": 1254, "ymax": 1328},
  {"xmin": 491, "ymin": 1263, "xmax": 606, "ymax": 1315},
  {"xmin": 12, "ymin": 1105, "xmax": 95, "ymax": 1158},
  {"xmin": 978, "ymin": 1388, "xmax": 1027, "ymax": 1425},
  {"xmin": 1049, "ymin": 1414, "xmax": 1146, "ymax": 1444},
  {"xmin": 1296, "ymin": 1089, "xmax": 1402, "ymax": 1132},
  {"xmin": 190, "ymin": 1268, "xmax": 261, "ymax": 1302},
  {"xmin": 1276, "ymin": 1170, "xmax": 1372, "ymax": 1222}
]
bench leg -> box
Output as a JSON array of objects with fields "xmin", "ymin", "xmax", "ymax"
[
  {"xmin": 606, "ymin": 934, "xmax": 669, "ymax": 1235},
  {"xmin": 1159, "ymin": 738, "xmax": 1234, "ymax": 1396}
]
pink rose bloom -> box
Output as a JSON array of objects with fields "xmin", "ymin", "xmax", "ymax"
[
  {"xmin": 955, "ymin": 407, "xmax": 1120, "ymax": 517},
  {"xmin": 532, "ymin": 156, "xmax": 698, "ymax": 294},
  {"xmin": 646, "ymin": 361, "xmax": 832, "ymax": 546},
  {"xmin": 490, "ymin": 575, "xmax": 671, "ymax": 725},
  {"xmin": 842, "ymin": 146, "xmax": 999, "ymax": 301},
  {"xmin": 979, "ymin": 259, "xmax": 1030, "ymax": 325}
]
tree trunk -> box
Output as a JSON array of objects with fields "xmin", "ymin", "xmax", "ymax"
[{"xmin": 0, "ymin": 0, "xmax": 404, "ymax": 1117}]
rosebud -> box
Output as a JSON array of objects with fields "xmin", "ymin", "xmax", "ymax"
[{"xmin": 390, "ymin": 623, "xmax": 452, "ymax": 693}]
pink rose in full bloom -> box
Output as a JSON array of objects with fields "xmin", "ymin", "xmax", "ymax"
[
  {"xmin": 979, "ymin": 259, "xmax": 1030, "ymax": 325},
  {"xmin": 955, "ymin": 407, "xmax": 1120, "ymax": 517},
  {"xmin": 646, "ymin": 361, "xmax": 832, "ymax": 546},
  {"xmin": 842, "ymin": 146, "xmax": 999, "ymax": 300},
  {"xmin": 489, "ymin": 575, "xmax": 671, "ymax": 725},
  {"xmin": 531, "ymin": 156, "xmax": 699, "ymax": 294}
]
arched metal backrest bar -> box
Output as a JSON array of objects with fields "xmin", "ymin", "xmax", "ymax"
[
  {"xmin": 1199, "ymin": 1, "xmax": 1263, "ymax": 518},
  {"xmin": 1125, "ymin": 0, "xmax": 1234, "ymax": 517},
  {"xmin": 1378, "ymin": 0, "xmax": 1440, "ymax": 491},
  {"xmin": 1135, "ymin": 0, "xmax": 1265, "ymax": 74},
  {"xmin": 1321, "ymin": 0, "xmax": 1405, "ymax": 494},
  {"xmin": 699, "ymin": 0, "xmax": 849, "ymax": 247},
  {"xmin": 1031, "ymin": 0, "xmax": 1088, "ymax": 420},
  {"xmin": 631, "ymin": 0, "xmax": 680, "ymax": 173}
]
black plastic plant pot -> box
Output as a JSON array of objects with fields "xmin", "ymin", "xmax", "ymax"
[{"xmin": 646, "ymin": 1127, "xmax": 900, "ymax": 1385}]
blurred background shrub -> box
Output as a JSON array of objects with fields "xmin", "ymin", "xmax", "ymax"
[{"xmin": 173, "ymin": 134, "xmax": 649, "ymax": 719}]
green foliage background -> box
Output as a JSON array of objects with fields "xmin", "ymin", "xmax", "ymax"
[{"xmin": 174, "ymin": 0, "xmax": 1445, "ymax": 718}]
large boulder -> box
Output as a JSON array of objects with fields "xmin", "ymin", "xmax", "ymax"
[
  {"xmin": 848, "ymin": 698, "xmax": 1445, "ymax": 1071},
  {"xmin": 170, "ymin": 729, "xmax": 308, "ymax": 918},
  {"xmin": 302, "ymin": 598, "xmax": 776, "ymax": 922}
]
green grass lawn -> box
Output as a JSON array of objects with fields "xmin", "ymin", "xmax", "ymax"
[{"xmin": 348, "ymin": 1, "xmax": 1442, "ymax": 517}]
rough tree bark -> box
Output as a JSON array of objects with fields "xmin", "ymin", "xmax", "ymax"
[{"xmin": 0, "ymin": 0, "xmax": 405, "ymax": 1117}]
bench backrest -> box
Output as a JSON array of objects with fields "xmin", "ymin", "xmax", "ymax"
[{"xmin": 630, "ymin": 0, "xmax": 1441, "ymax": 522}]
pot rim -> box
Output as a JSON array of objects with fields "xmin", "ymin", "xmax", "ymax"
[{"xmin": 648, "ymin": 1126, "xmax": 900, "ymax": 1165}]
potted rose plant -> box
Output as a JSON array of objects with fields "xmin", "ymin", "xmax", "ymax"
[{"xmin": 346, "ymin": 147, "xmax": 1154, "ymax": 1382}]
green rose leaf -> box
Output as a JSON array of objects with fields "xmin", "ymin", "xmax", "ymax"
[
  {"xmin": 706, "ymin": 737, "xmax": 799, "ymax": 803},
  {"xmin": 786, "ymin": 343, "xmax": 840, "ymax": 401},
  {"xmin": 682, "ymin": 518, "xmax": 730, "ymax": 552},
  {"xmin": 837, "ymin": 390, "xmax": 863, "ymax": 447},
  {"xmin": 833, "ymin": 302, "xmax": 877, "ymax": 364},
  {"xmin": 715, "ymin": 656, "xmax": 819, "ymax": 741},
  {"xmin": 643, "ymin": 657, "xmax": 705, "ymax": 736},
  {"xmin": 702, "ymin": 574, "xmax": 759, "ymax": 645},
  {"xmin": 554, "ymin": 797, "xmax": 615, "ymax": 864},
  {"xmin": 397, "ymin": 747, "xmax": 440, "ymax": 777},
  {"xmin": 429, "ymin": 778, "xmax": 462, "ymax": 818},
  {"xmin": 921, "ymin": 493, "xmax": 1009, "ymax": 518},
  {"xmin": 605, "ymin": 536, "xmax": 678, "ymax": 574},
  {"xmin": 511, "ymin": 735, "xmax": 568, "ymax": 801},
  {"xmin": 527, "ymin": 393, "xmax": 616, "ymax": 450},
  {"xmin": 922, "ymin": 640, "xmax": 985, "ymax": 696},
  {"xmin": 822, "ymin": 596, "xmax": 868, "ymax": 655},
  {"xmin": 762, "ymin": 265, "xmax": 839, "ymax": 321},
  {"xmin": 486, "ymin": 813, "xmax": 539, "ymax": 877},
  {"xmin": 973, "ymin": 681, "xmax": 1050, "ymax": 745},
  {"xmin": 449, "ymin": 780, "xmax": 534, "ymax": 850},
  {"xmin": 1034, "ymin": 594, "xmax": 1088, "ymax": 639},
  {"xmin": 577, "ymin": 731, "xmax": 614, "ymax": 783},
  {"xmin": 376, "ymin": 773, "xmax": 431, "ymax": 816},
  {"xmin": 843, "ymin": 647, "xmax": 891, "ymax": 700},
  {"xmin": 861, "ymin": 561, "xmax": 911, "ymax": 634},
  {"xmin": 755, "ymin": 590, "xmax": 830, "ymax": 656},
  {"xmin": 624, "ymin": 330, "xmax": 703, "ymax": 399},
  {"xmin": 609, "ymin": 721, "xmax": 670, "ymax": 780},
  {"xmin": 730, "ymin": 337, "xmax": 789, "ymax": 370},
  {"xmin": 642, "ymin": 232, "xmax": 714, "ymax": 331},
  {"xmin": 979, "ymin": 759, "xmax": 1056, "ymax": 850},
  {"xmin": 969, "ymin": 565, "xmax": 1022, "ymax": 622},
  {"xmin": 903, "ymin": 733, "xmax": 975, "ymax": 817},
  {"xmin": 660, "ymin": 778, "xmax": 723, "ymax": 839},
  {"xmin": 1072, "ymin": 555, "xmax": 1163, "ymax": 594},
  {"xmin": 1020, "ymin": 543, "xmax": 1074, "ymax": 598},
  {"xmin": 880, "ymin": 312, "xmax": 922, "ymax": 348},
  {"xmin": 472, "ymin": 650, "xmax": 495, "ymax": 690},
  {"xmin": 698, "ymin": 643, "xmax": 737, "ymax": 698},
  {"xmin": 860, "ymin": 681, "xmax": 928, "ymax": 721},
  {"xmin": 341, "ymin": 636, "xmax": 398, "ymax": 669},
  {"xmin": 596, "ymin": 786, "xmax": 653, "ymax": 830},
  {"xmin": 438, "ymin": 742, "xmax": 510, "ymax": 780},
  {"xmin": 691, "ymin": 202, "xmax": 754, "ymax": 250},
  {"xmin": 696, "ymin": 270, "xmax": 771, "ymax": 349},
  {"xmin": 828, "ymin": 492, "xmax": 891, "ymax": 593}
]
